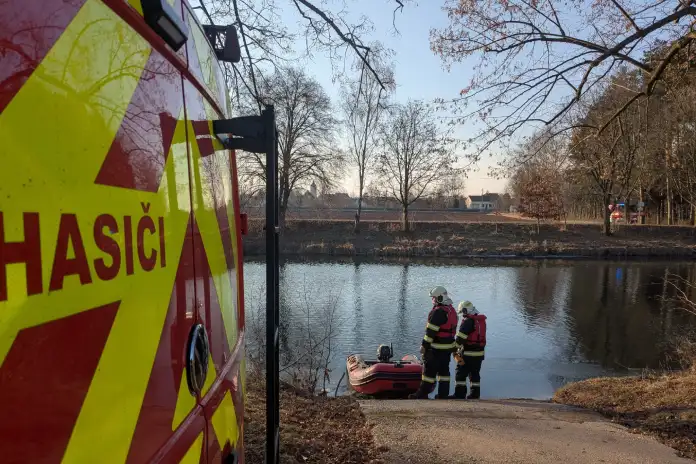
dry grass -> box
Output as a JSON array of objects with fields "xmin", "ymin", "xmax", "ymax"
[
  {"xmin": 244, "ymin": 219, "xmax": 696, "ymax": 258},
  {"xmin": 243, "ymin": 376, "xmax": 384, "ymax": 464},
  {"xmin": 554, "ymin": 367, "xmax": 696, "ymax": 460}
]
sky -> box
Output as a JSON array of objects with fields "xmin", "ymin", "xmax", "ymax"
[
  {"xmin": 193, "ymin": 0, "xmax": 513, "ymax": 197},
  {"xmin": 285, "ymin": 0, "xmax": 509, "ymax": 197},
  {"xmin": 196, "ymin": 0, "xmax": 686, "ymax": 199}
]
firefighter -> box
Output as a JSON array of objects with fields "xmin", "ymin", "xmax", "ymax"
[
  {"xmin": 409, "ymin": 286, "xmax": 458, "ymax": 399},
  {"xmin": 453, "ymin": 300, "xmax": 487, "ymax": 399}
]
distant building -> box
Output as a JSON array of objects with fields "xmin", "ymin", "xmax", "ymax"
[{"xmin": 467, "ymin": 193, "xmax": 502, "ymax": 211}]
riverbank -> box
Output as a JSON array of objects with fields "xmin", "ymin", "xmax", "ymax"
[
  {"xmin": 554, "ymin": 369, "xmax": 696, "ymax": 460},
  {"xmin": 243, "ymin": 376, "xmax": 383, "ymax": 464},
  {"xmin": 243, "ymin": 219, "xmax": 696, "ymax": 259}
]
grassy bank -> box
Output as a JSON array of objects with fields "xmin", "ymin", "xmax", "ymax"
[
  {"xmin": 243, "ymin": 375, "xmax": 384, "ymax": 464},
  {"xmin": 554, "ymin": 364, "xmax": 696, "ymax": 459},
  {"xmin": 243, "ymin": 219, "xmax": 696, "ymax": 259}
]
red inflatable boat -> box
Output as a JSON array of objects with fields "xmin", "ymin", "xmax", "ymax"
[{"xmin": 347, "ymin": 345, "xmax": 423, "ymax": 396}]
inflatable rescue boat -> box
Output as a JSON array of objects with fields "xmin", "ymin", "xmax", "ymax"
[{"xmin": 347, "ymin": 345, "xmax": 423, "ymax": 396}]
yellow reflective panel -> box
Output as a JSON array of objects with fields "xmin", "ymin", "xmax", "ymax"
[
  {"xmin": 179, "ymin": 433, "xmax": 204, "ymax": 464},
  {"xmin": 201, "ymin": 352, "xmax": 217, "ymax": 398},
  {"xmin": 0, "ymin": 0, "xmax": 195, "ymax": 460},
  {"xmin": 173, "ymin": 365, "xmax": 197, "ymax": 430},
  {"xmin": 187, "ymin": 113, "xmax": 238, "ymax": 348},
  {"xmin": 128, "ymin": 0, "xmax": 144, "ymax": 15},
  {"xmin": 63, "ymin": 113, "xmax": 192, "ymax": 463},
  {"xmin": 212, "ymin": 391, "xmax": 239, "ymax": 450},
  {"xmin": 0, "ymin": 0, "xmax": 149, "ymax": 356}
]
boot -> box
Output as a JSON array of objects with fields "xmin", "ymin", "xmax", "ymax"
[
  {"xmin": 436, "ymin": 381, "xmax": 450, "ymax": 399},
  {"xmin": 467, "ymin": 386, "xmax": 480, "ymax": 399},
  {"xmin": 453, "ymin": 384, "xmax": 467, "ymax": 399},
  {"xmin": 409, "ymin": 382, "xmax": 432, "ymax": 399}
]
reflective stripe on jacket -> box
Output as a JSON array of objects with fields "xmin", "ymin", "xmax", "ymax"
[
  {"xmin": 422, "ymin": 304, "xmax": 458, "ymax": 350},
  {"xmin": 456, "ymin": 313, "xmax": 487, "ymax": 353}
]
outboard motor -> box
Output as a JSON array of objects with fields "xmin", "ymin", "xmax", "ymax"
[{"xmin": 377, "ymin": 344, "xmax": 393, "ymax": 362}]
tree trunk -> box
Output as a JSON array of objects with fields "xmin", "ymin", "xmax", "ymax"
[
  {"xmin": 603, "ymin": 193, "xmax": 612, "ymax": 236},
  {"xmin": 639, "ymin": 186, "xmax": 646, "ymax": 225},
  {"xmin": 354, "ymin": 196, "xmax": 363, "ymax": 233},
  {"xmin": 666, "ymin": 179, "xmax": 672, "ymax": 226},
  {"xmin": 678, "ymin": 203, "xmax": 683, "ymax": 225},
  {"xmin": 279, "ymin": 187, "xmax": 290, "ymax": 230},
  {"xmin": 401, "ymin": 204, "xmax": 410, "ymax": 232},
  {"xmin": 657, "ymin": 200, "xmax": 662, "ymax": 225}
]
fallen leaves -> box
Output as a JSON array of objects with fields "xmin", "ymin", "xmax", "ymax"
[{"xmin": 244, "ymin": 378, "xmax": 383, "ymax": 464}]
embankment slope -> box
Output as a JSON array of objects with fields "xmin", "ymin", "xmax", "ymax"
[{"xmin": 243, "ymin": 220, "xmax": 696, "ymax": 259}]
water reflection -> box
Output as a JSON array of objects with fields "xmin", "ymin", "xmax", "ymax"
[
  {"xmin": 352, "ymin": 262, "xmax": 364, "ymax": 349},
  {"xmin": 244, "ymin": 258, "xmax": 696, "ymax": 399}
]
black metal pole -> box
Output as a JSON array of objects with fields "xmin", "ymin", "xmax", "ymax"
[
  {"xmin": 264, "ymin": 105, "xmax": 280, "ymax": 464},
  {"xmin": 273, "ymin": 122, "xmax": 280, "ymax": 459}
]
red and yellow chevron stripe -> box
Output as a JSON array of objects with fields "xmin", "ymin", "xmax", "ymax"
[{"xmin": 0, "ymin": 0, "xmax": 244, "ymax": 462}]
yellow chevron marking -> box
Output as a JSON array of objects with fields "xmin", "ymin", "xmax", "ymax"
[
  {"xmin": 62, "ymin": 108, "xmax": 192, "ymax": 463},
  {"xmin": 188, "ymin": 104, "xmax": 238, "ymax": 349},
  {"xmin": 212, "ymin": 391, "xmax": 239, "ymax": 449},
  {"xmin": 128, "ymin": 0, "xmax": 144, "ymax": 15},
  {"xmin": 201, "ymin": 352, "xmax": 217, "ymax": 398},
  {"xmin": 0, "ymin": 0, "xmax": 200, "ymax": 461},
  {"xmin": 0, "ymin": 0, "xmax": 149, "ymax": 358},
  {"xmin": 173, "ymin": 368, "xmax": 197, "ymax": 430},
  {"xmin": 179, "ymin": 433, "xmax": 203, "ymax": 464}
]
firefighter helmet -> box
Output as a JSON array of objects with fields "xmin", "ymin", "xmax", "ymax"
[
  {"xmin": 458, "ymin": 300, "xmax": 478, "ymax": 315},
  {"xmin": 429, "ymin": 286, "xmax": 452, "ymax": 305}
]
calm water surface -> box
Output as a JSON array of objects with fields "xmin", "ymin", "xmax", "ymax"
[{"xmin": 243, "ymin": 258, "xmax": 696, "ymax": 399}]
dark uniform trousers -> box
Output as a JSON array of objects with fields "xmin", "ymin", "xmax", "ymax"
[
  {"xmin": 418, "ymin": 349, "xmax": 452, "ymax": 398},
  {"xmin": 454, "ymin": 354, "xmax": 483, "ymax": 399}
]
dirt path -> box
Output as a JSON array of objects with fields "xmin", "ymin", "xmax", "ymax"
[{"xmin": 360, "ymin": 399, "xmax": 693, "ymax": 464}]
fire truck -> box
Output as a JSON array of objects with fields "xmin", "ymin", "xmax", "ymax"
[{"xmin": 0, "ymin": 0, "xmax": 254, "ymax": 461}]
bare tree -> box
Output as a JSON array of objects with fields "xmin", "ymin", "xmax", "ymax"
[
  {"xmin": 242, "ymin": 66, "xmax": 341, "ymax": 226},
  {"xmin": 570, "ymin": 81, "xmax": 641, "ymax": 235},
  {"xmin": 653, "ymin": 54, "xmax": 696, "ymax": 225},
  {"xmin": 377, "ymin": 100, "xmax": 460, "ymax": 231},
  {"xmin": 199, "ymin": 0, "xmax": 409, "ymax": 112},
  {"xmin": 432, "ymin": 171, "xmax": 467, "ymax": 209},
  {"xmin": 430, "ymin": 0, "xmax": 696, "ymax": 153},
  {"xmin": 244, "ymin": 279, "xmax": 344, "ymax": 395},
  {"xmin": 196, "ymin": 0, "xmax": 411, "ymax": 220},
  {"xmin": 340, "ymin": 48, "xmax": 395, "ymax": 232}
]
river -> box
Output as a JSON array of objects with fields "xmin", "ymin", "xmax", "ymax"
[{"xmin": 243, "ymin": 258, "xmax": 696, "ymax": 399}]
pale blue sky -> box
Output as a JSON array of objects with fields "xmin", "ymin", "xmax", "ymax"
[
  {"xmin": 284, "ymin": 0, "xmax": 507, "ymax": 196},
  {"xmin": 196, "ymin": 0, "xmax": 511, "ymax": 196},
  {"xmin": 197, "ymin": 0, "xmax": 688, "ymax": 199}
]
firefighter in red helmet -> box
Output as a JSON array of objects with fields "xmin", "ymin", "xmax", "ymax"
[
  {"xmin": 409, "ymin": 286, "xmax": 458, "ymax": 399},
  {"xmin": 453, "ymin": 300, "xmax": 487, "ymax": 399}
]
